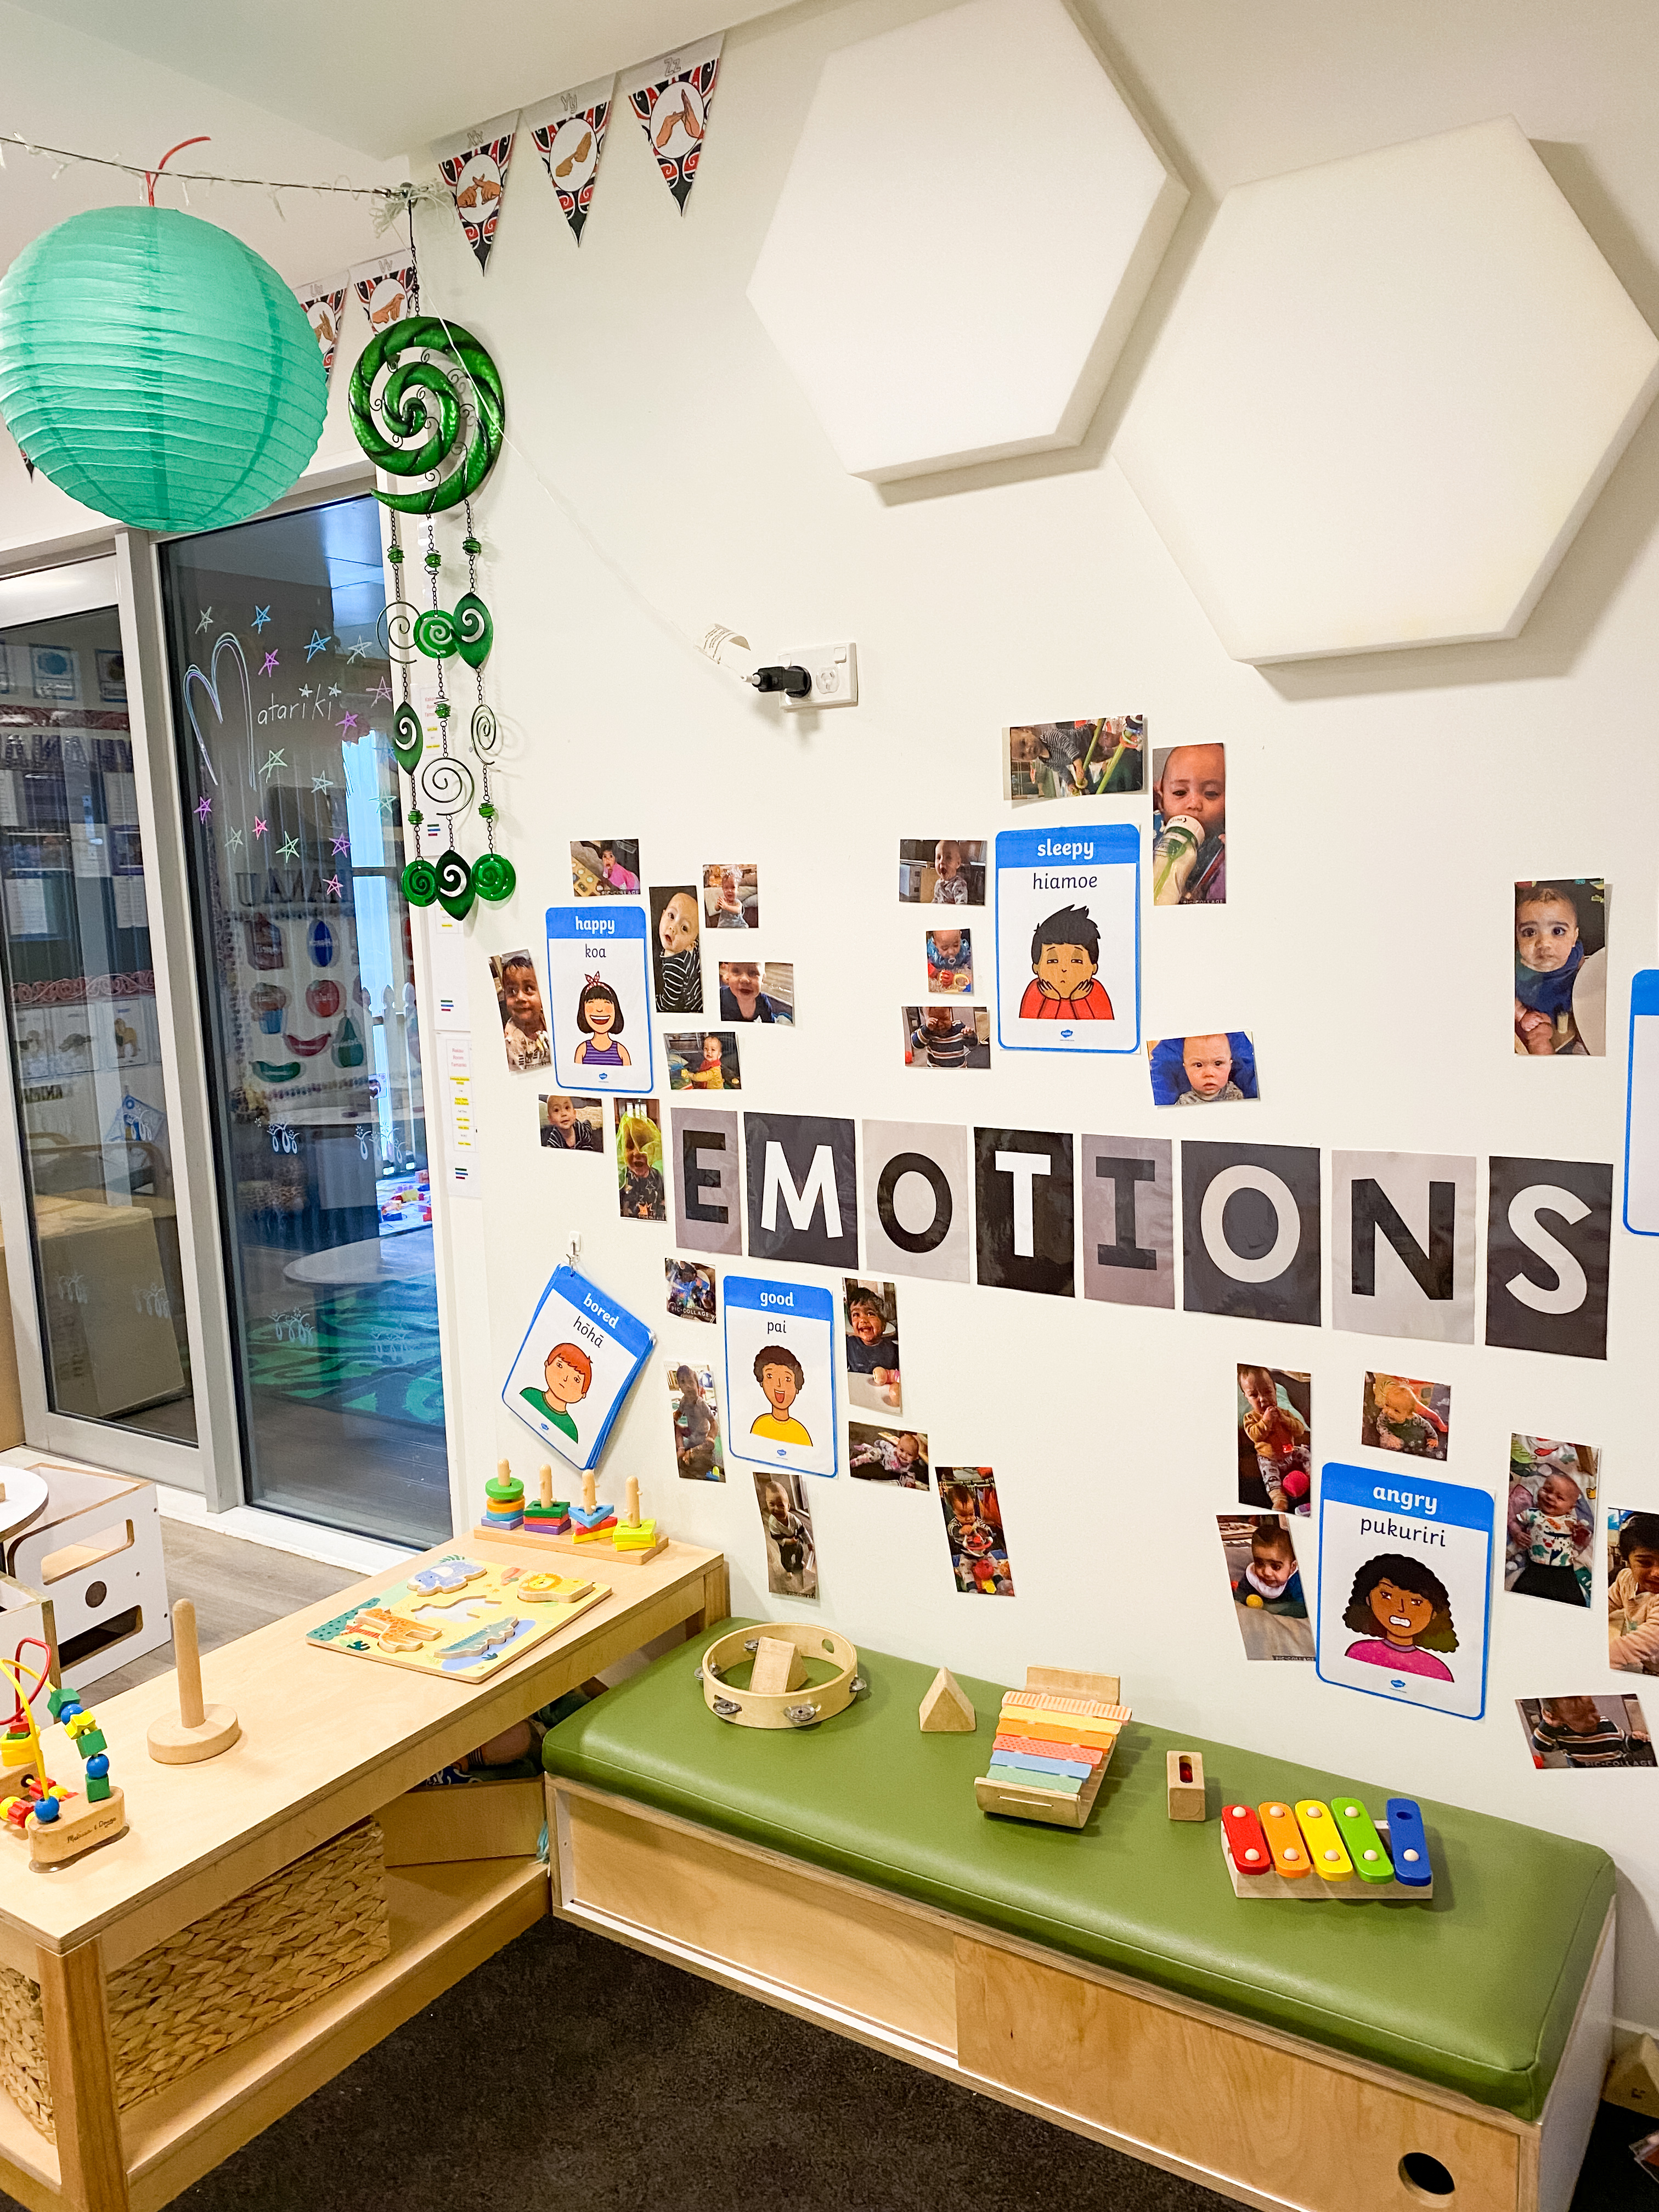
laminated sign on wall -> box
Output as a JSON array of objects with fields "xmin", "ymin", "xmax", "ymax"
[
  {"xmin": 502, "ymin": 1264, "xmax": 654, "ymax": 1472},
  {"xmin": 994, "ymin": 823, "xmax": 1139, "ymax": 1053},
  {"xmin": 723, "ymin": 1274, "xmax": 838, "ymax": 1479}
]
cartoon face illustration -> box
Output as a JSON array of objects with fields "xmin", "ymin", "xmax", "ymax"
[
  {"xmin": 1368, "ymin": 1577, "xmax": 1434, "ymax": 1644},
  {"xmin": 759, "ymin": 1355, "xmax": 798, "ymax": 1414},
  {"xmin": 1036, "ymin": 939, "xmax": 1094, "ymax": 997},
  {"xmin": 545, "ymin": 1344, "xmax": 591, "ymax": 1412}
]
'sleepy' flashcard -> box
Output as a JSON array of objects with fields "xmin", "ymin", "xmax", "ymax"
[
  {"xmin": 994, "ymin": 824, "xmax": 1139, "ymax": 1054},
  {"xmin": 1624, "ymin": 969, "xmax": 1659, "ymax": 1233},
  {"xmin": 723, "ymin": 1274, "xmax": 837, "ymax": 1480},
  {"xmin": 502, "ymin": 1263, "xmax": 655, "ymax": 1472},
  {"xmin": 547, "ymin": 905, "xmax": 654, "ymax": 1097},
  {"xmin": 1315, "ymin": 1461, "xmax": 1492, "ymax": 1722}
]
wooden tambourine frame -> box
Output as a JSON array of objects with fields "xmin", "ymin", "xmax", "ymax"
[{"xmin": 699, "ymin": 1623, "xmax": 861, "ymax": 1730}]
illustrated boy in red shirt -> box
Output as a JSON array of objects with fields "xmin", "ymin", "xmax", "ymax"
[{"xmin": 1018, "ymin": 904, "xmax": 1114, "ymax": 1022}]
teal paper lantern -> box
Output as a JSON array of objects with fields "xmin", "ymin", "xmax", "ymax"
[{"xmin": 0, "ymin": 205, "xmax": 327, "ymax": 532}]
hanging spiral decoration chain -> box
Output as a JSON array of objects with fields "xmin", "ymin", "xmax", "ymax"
[
  {"xmin": 414, "ymin": 751, "xmax": 476, "ymax": 819},
  {"xmin": 391, "ymin": 702, "xmax": 424, "ymax": 774},
  {"xmin": 349, "ymin": 316, "xmax": 505, "ymax": 516},
  {"xmin": 413, "ymin": 607, "xmax": 459, "ymax": 659},
  {"xmin": 469, "ymin": 702, "xmax": 501, "ymax": 761},
  {"xmin": 436, "ymin": 848, "xmax": 476, "ymax": 918},
  {"xmin": 454, "ymin": 592, "xmax": 493, "ymax": 669},
  {"xmin": 377, "ymin": 599, "xmax": 420, "ymax": 666},
  {"xmin": 400, "ymin": 856, "xmax": 438, "ymax": 906}
]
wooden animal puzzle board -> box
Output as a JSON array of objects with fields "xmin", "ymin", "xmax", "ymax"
[{"xmin": 305, "ymin": 1555, "xmax": 611, "ymax": 1682}]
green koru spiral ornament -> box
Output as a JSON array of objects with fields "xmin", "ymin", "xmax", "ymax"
[
  {"xmin": 436, "ymin": 848, "xmax": 475, "ymax": 919},
  {"xmin": 400, "ymin": 856, "xmax": 438, "ymax": 906},
  {"xmin": 454, "ymin": 592, "xmax": 493, "ymax": 669},
  {"xmin": 391, "ymin": 701, "xmax": 424, "ymax": 774},
  {"xmin": 414, "ymin": 608, "xmax": 459, "ymax": 659},
  {"xmin": 347, "ymin": 315, "xmax": 504, "ymax": 516},
  {"xmin": 473, "ymin": 851, "xmax": 516, "ymax": 902}
]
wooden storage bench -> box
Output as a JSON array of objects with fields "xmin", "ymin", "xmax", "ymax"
[{"xmin": 544, "ymin": 1622, "xmax": 1616, "ymax": 2212}]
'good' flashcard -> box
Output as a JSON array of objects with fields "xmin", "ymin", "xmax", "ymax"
[
  {"xmin": 723, "ymin": 1275, "xmax": 837, "ymax": 1480},
  {"xmin": 548, "ymin": 904, "xmax": 655, "ymax": 1096},
  {"xmin": 994, "ymin": 824, "xmax": 1139, "ymax": 1055}
]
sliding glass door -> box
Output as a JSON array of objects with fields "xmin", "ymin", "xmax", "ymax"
[{"xmin": 159, "ymin": 498, "xmax": 450, "ymax": 1547}]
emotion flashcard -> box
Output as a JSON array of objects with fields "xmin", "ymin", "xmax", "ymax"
[
  {"xmin": 723, "ymin": 1275, "xmax": 837, "ymax": 1481},
  {"xmin": 548, "ymin": 904, "xmax": 655, "ymax": 1097},
  {"xmin": 1315, "ymin": 1461, "xmax": 1493, "ymax": 1720},
  {"xmin": 994, "ymin": 825, "xmax": 1139, "ymax": 1055},
  {"xmin": 502, "ymin": 1263, "xmax": 655, "ymax": 1472}
]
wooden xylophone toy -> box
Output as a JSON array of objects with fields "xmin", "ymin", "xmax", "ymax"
[
  {"xmin": 1221, "ymin": 1793, "xmax": 1432, "ymax": 1900},
  {"xmin": 974, "ymin": 1674, "xmax": 1132, "ymax": 1829}
]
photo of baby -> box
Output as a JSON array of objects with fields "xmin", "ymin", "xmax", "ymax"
[
  {"xmin": 1148, "ymin": 1032, "xmax": 1257, "ymax": 1104},
  {"xmin": 666, "ymin": 1259, "xmax": 715, "ymax": 1325},
  {"xmin": 754, "ymin": 1471, "xmax": 817, "ymax": 1598},
  {"xmin": 1006, "ymin": 716, "xmax": 1146, "ymax": 802},
  {"xmin": 927, "ymin": 927, "xmax": 973, "ymax": 995},
  {"xmin": 849, "ymin": 1423, "xmax": 929, "ymax": 1488},
  {"xmin": 1237, "ymin": 1366, "xmax": 1311, "ymax": 1514},
  {"xmin": 1217, "ymin": 1513, "xmax": 1313, "ymax": 1661},
  {"xmin": 1608, "ymin": 1509, "xmax": 1659, "ymax": 1675},
  {"xmin": 1018, "ymin": 905, "xmax": 1114, "ymax": 1022},
  {"xmin": 538, "ymin": 1093, "xmax": 603, "ymax": 1152},
  {"xmin": 667, "ymin": 1361, "xmax": 724, "ymax": 1480},
  {"xmin": 665, "ymin": 1031, "xmax": 742, "ymax": 1091},
  {"xmin": 703, "ymin": 863, "xmax": 758, "ymax": 930},
  {"xmin": 904, "ymin": 1005, "xmax": 991, "ymax": 1068},
  {"xmin": 1342, "ymin": 1553, "xmax": 1458, "ymax": 1681},
  {"xmin": 650, "ymin": 885, "xmax": 703, "ymax": 1014},
  {"xmin": 898, "ymin": 839, "xmax": 986, "ymax": 906},
  {"xmin": 1514, "ymin": 878, "xmax": 1606, "ymax": 1057},
  {"xmin": 571, "ymin": 839, "xmax": 641, "ymax": 896},
  {"xmin": 1517, "ymin": 1694, "xmax": 1654, "ymax": 1770},
  {"xmin": 489, "ymin": 950, "xmax": 551, "ymax": 1071},
  {"xmin": 843, "ymin": 1278, "xmax": 901, "ymax": 1413},
  {"xmin": 1505, "ymin": 1436, "xmax": 1598, "ymax": 1608},
  {"xmin": 719, "ymin": 960, "xmax": 794, "ymax": 1024},
  {"xmin": 1361, "ymin": 1373, "xmax": 1450, "ymax": 1459},
  {"xmin": 1152, "ymin": 744, "xmax": 1226, "ymax": 905},
  {"xmin": 614, "ymin": 1102, "xmax": 666, "ymax": 1222},
  {"xmin": 938, "ymin": 1469, "xmax": 1014, "ymax": 1596}
]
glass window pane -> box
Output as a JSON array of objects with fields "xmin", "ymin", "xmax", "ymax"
[
  {"xmin": 0, "ymin": 601, "xmax": 196, "ymax": 1443},
  {"xmin": 159, "ymin": 498, "xmax": 449, "ymax": 1547}
]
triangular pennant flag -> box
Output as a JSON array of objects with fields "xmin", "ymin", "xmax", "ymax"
[
  {"xmin": 294, "ymin": 277, "xmax": 348, "ymax": 380},
  {"xmin": 524, "ymin": 76, "xmax": 614, "ymax": 246},
  {"xmin": 434, "ymin": 111, "xmax": 518, "ymax": 273},
  {"xmin": 350, "ymin": 252, "xmax": 417, "ymax": 335},
  {"xmin": 623, "ymin": 33, "xmax": 723, "ymax": 214}
]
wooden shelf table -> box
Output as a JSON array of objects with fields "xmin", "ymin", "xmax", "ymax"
[{"xmin": 0, "ymin": 1536, "xmax": 729, "ymax": 2212}]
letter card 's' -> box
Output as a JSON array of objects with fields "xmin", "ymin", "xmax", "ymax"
[
  {"xmin": 502, "ymin": 1263, "xmax": 655, "ymax": 1472},
  {"xmin": 723, "ymin": 1275, "xmax": 837, "ymax": 1480},
  {"xmin": 547, "ymin": 904, "xmax": 654, "ymax": 1096},
  {"xmin": 994, "ymin": 823, "xmax": 1139, "ymax": 1054}
]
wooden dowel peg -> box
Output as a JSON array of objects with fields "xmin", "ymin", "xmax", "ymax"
[
  {"xmin": 582, "ymin": 1471, "xmax": 597, "ymax": 1515},
  {"xmin": 625, "ymin": 1476, "xmax": 640, "ymax": 1528},
  {"xmin": 497, "ymin": 1458, "xmax": 512, "ymax": 1486},
  {"xmin": 148, "ymin": 1598, "xmax": 240, "ymax": 1764},
  {"xmin": 539, "ymin": 1465, "xmax": 553, "ymax": 1511}
]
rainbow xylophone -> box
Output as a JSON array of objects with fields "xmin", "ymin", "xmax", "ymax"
[
  {"xmin": 974, "ymin": 1677, "xmax": 1131, "ymax": 1829},
  {"xmin": 1221, "ymin": 1793, "xmax": 1432, "ymax": 1900}
]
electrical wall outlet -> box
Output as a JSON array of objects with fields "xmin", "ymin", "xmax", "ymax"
[{"xmin": 781, "ymin": 641, "xmax": 859, "ymax": 709}]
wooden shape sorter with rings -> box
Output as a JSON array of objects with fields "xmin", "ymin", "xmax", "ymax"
[{"xmin": 306, "ymin": 1555, "xmax": 611, "ymax": 1681}]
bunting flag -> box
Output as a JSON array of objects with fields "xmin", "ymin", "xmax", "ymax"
[
  {"xmin": 435, "ymin": 112, "xmax": 519, "ymax": 272},
  {"xmin": 624, "ymin": 33, "xmax": 723, "ymax": 213},
  {"xmin": 294, "ymin": 278, "xmax": 348, "ymax": 380},
  {"xmin": 350, "ymin": 252, "xmax": 417, "ymax": 334},
  {"xmin": 524, "ymin": 76, "xmax": 614, "ymax": 246}
]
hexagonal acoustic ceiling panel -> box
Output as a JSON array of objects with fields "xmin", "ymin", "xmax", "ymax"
[
  {"xmin": 1115, "ymin": 117, "xmax": 1659, "ymax": 663},
  {"xmin": 747, "ymin": 0, "xmax": 1187, "ymax": 483}
]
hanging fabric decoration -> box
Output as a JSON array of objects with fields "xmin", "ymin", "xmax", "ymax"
[
  {"xmin": 624, "ymin": 35, "xmax": 723, "ymax": 214},
  {"xmin": 350, "ymin": 251, "xmax": 417, "ymax": 336},
  {"xmin": 434, "ymin": 113, "xmax": 518, "ymax": 273},
  {"xmin": 524, "ymin": 77, "xmax": 614, "ymax": 246},
  {"xmin": 294, "ymin": 276, "xmax": 348, "ymax": 380},
  {"xmin": 349, "ymin": 277, "xmax": 514, "ymax": 918}
]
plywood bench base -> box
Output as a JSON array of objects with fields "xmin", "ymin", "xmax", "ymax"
[{"xmin": 549, "ymin": 1779, "xmax": 1613, "ymax": 2212}]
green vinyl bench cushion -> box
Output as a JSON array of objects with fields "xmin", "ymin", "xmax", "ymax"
[{"xmin": 544, "ymin": 1621, "xmax": 1612, "ymax": 2120}]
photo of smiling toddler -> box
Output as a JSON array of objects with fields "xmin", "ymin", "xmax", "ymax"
[
  {"xmin": 650, "ymin": 885, "xmax": 703, "ymax": 1014},
  {"xmin": 1152, "ymin": 743, "xmax": 1226, "ymax": 905},
  {"xmin": 490, "ymin": 950, "xmax": 551, "ymax": 1072},
  {"xmin": 1514, "ymin": 878, "xmax": 1606, "ymax": 1056},
  {"xmin": 1506, "ymin": 1436, "xmax": 1597, "ymax": 1609},
  {"xmin": 1609, "ymin": 1509, "xmax": 1659, "ymax": 1675}
]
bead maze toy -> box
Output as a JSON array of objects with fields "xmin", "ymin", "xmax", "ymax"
[
  {"xmin": 1220, "ymin": 1793, "xmax": 1434, "ymax": 1899},
  {"xmin": 0, "ymin": 1639, "xmax": 128, "ymax": 1865},
  {"xmin": 307, "ymin": 1553, "xmax": 610, "ymax": 1681},
  {"xmin": 698, "ymin": 1623, "xmax": 864, "ymax": 1729},
  {"xmin": 474, "ymin": 1462, "xmax": 668, "ymax": 1568},
  {"xmin": 147, "ymin": 1598, "xmax": 240, "ymax": 1764},
  {"xmin": 974, "ymin": 1667, "xmax": 1130, "ymax": 1828}
]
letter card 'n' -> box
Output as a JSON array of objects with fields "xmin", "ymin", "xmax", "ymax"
[
  {"xmin": 503, "ymin": 1263, "xmax": 654, "ymax": 1472},
  {"xmin": 994, "ymin": 823, "xmax": 1139, "ymax": 1054},
  {"xmin": 723, "ymin": 1275, "xmax": 837, "ymax": 1480}
]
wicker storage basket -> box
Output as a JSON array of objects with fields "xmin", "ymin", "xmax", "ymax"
[{"xmin": 0, "ymin": 1818, "xmax": 390, "ymax": 2137}]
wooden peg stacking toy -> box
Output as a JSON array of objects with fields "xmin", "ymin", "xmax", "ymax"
[
  {"xmin": 148, "ymin": 1599, "xmax": 241, "ymax": 1764},
  {"xmin": 918, "ymin": 1666, "xmax": 977, "ymax": 1733},
  {"xmin": 482, "ymin": 1460, "xmax": 526, "ymax": 1533},
  {"xmin": 1166, "ymin": 1750, "xmax": 1206, "ymax": 1820}
]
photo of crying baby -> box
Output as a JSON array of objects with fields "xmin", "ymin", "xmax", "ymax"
[{"xmin": 1514, "ymin": 878, "xmax": 1606, "ymax": 1057}]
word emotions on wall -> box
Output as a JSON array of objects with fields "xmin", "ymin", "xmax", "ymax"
[
  {"xmin": 1315, "ymin": 1463, "xmax": 1494, "ymax": 1722},
  {"xmin": 993, "ymin": 825, "xmax": 1140, "ymax": 1053},
  {"xmin": 723, "ymin": 1274, "xmax": 838, "ymax": 1480},
  {"xmin": 546, "ymin": 904, "xmax": 655, "ymax": 1096}
]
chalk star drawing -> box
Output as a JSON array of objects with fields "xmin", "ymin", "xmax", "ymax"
[
  {"xmin": 253, "ymin": 817, "xmax": 268, "ymax": 838},
  {"xmin": 261, "ymin": 650, "xmax": 279, "ymax": 675},
  {"xmin": 337, "ymin": 712, "xmax": 358, "ymax": 733},
  {"xmin": 331, "ymin": 833, "xmax": 349, "ymax": 855},
  {"xmin": 195, "ymin": 606, "xmax": 214, "ymax": 635},
  {"xmin": 311, "ymin": 773, "xmax": 333, "ymax": 793},
  {"xmin": 376, "ymin": 794, "xmax": 394, "ymax": 819},
  {"xmin": 261, "ymin": 749, "xmax": 286, "ymax": 776},
  {"xmin": 278, "ymin": 834, "xmax": 301, "ymax": 862},
  {"xmin": 324, "ymin": 874, "xmax": 343, "ymax": 898},
  {"xmin": 326, "ymin": 683, "xmax": 342, "ymax": 701},
  {"xmin": 305, "ymin": 630, "xmax": 331, "ymax": 661},
  {"xmin": 227, "ymin": 826, "xmax": 244, "ymax": 851},
  {"xmin": 369, "ymin": 676, "xmax": 393, "ymax": 704},
  {"xmin": 252, "ymin": 606, "xmax": 272, "ymax": 631},
  {"xmin": 344, "ymin": 637, "xmax": 370, "ymax": 663},
  {"xmin": 193, "ymin": 794, "xmax": 212, "ymax": 822},
  {"xmin": 298, "ymin": 685, "xmax": 312, "ymax": 701}
]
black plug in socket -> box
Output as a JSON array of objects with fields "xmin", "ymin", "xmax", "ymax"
[{"xmin": 751, "ymin": 664, "xmax": 813, "ymax": 699}]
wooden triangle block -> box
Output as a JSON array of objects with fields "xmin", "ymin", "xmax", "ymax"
[
  {"xmin": 749, "ymin": 1637, "xmax": 806, "ymax": 1696},
  {"xmin": 1605, "ymin": 2034, "xmax": 1659, "ymax": 2118},
  {"xmin": 919, "ymin": 1666, "xmax": 977, "ymax": 1733}
]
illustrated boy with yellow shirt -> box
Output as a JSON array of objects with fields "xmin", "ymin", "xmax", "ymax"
[{"xmin": 751, "ymin": 1346, "xmax": 812, "ymax": 1446}]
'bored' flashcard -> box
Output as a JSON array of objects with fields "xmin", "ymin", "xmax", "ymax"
[
  {"xmin": 1315, "ymin": 1461, "xmax": 1492, "ymax": 1721},
  {"xmin": 502, "ymin": 1263, "xmax": 655, "ymax": 1473},
  {"xmin": 723, "ymin": 1274, "xmax": 837, "ymax": 1481},
  {"xmin": 994, "ymin": 825, "xmax": 1139, "ymax": 1055},
  {"xmin": 548, "ymin": 904, "xmax": 655, "ymax": 1097}
]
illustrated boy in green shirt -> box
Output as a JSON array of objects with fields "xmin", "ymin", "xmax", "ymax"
[{"xmin": 521, "ymin": 1341, "xmax": 592, "ymax": 1442}]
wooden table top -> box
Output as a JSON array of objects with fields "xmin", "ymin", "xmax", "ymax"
[{"xmin": 0, "ymin": 1536, "xmax": 724, "ymax": 1966}]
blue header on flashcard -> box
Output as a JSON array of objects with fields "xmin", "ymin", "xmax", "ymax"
[
  {"xmin": 1319, "ymin": 1461, "xmax": 1494, "ymax": 1536},
  {"xmin": 995, "ymin": 824, "xmax": 1138, "ymax": 872},
  {"xmin": 1632, "ymin": 968, "xmax": 1659, "ymax": 1018},
  {"xmin": 546, "ymin": 904, "xmax": 647, "ymax": 943},
  {"xmin": 546, "ymin": 1262, "xmax": 654, "ymax": 1359},
  {"xmin": 723, "ymin": 1274, "xmax": 834, "ymax": 1324}
]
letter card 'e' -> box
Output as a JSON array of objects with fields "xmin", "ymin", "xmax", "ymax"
[
  {"xmin": 994, "ymin": 824, "xmax": 1139, "ymax": 1054},
  {"xmin": 503, "ymin": 1262, "xmax": 654, "ymax": 1472},
  {"xmin": 723, "ymin": 1275, "xmax": 837, "ymax": 1480}
]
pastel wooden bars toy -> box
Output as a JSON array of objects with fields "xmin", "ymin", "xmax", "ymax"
[
  {"xmin": 918, "ymin": 1666, "xmax": 977, "ymax": 1733},
  {"xmin": 1166, "ymin": 1749, "xmax": 1205, "ymax": 1821},
  {"xmin": 974, "ymin": 1667, "xmax": 1128, "ymax": 1828},
  {"xmin": 147, "ymin": 1597, "xmax": 241, "ymax": 1764}
]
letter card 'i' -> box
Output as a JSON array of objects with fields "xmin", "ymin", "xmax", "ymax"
[
  {"xmin": 503, "ymin": 1263, "xmax": 654, "ymax": 1472},
  {"xmin": 994, "ymin": 823, "xmax": 1139, "ymax": 1054},
  {"xmin": 548, "ymin": 904, "xmax": 655, "ymax": 1096},
  {"xmin": 723, "ymin": 1275, "xmax": 837, "ymax": 1480},
  {"xmin": 1315, "ymin": 1462, "xmax": 1492, "ymax": 1721}
]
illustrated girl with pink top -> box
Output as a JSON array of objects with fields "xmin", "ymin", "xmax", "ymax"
[{"xmin": 1342, "ymin": 1553, "xmax": 1458, "ymax": 1682}]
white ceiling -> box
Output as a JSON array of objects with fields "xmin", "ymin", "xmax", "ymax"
[{"xmin": 5, "ymin": 0, "xmax": 784, "ymax": 157}]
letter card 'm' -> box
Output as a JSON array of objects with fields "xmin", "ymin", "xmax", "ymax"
[
  {"xmin": 994, "ymin": 823, "xmax": 1139, "ymax": 1054},
  {"xmin": 723, "ymin": 1275, "xmax": 837, "ymax": 1480},
  {"xmin": 502, "ymin": 1263, "xmax": 655, "ymax": 1472},
  {"xmin": 547, "ymin": 904, "xmax": 654, "ymax": 1096}
]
